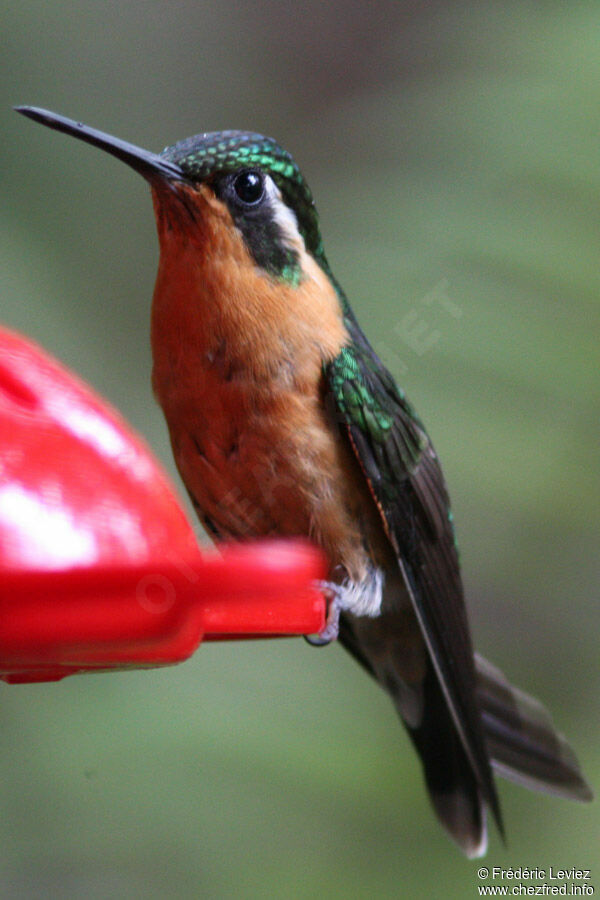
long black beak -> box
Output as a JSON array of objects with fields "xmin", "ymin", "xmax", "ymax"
[{"xmin": 15, "ymin": 106, "xmax": 188, "ymax": 185}]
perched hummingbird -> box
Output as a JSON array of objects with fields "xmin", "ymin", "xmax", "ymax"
[{"xmin": 16, "ymin": 106, "xmax": 592, "ymax": 857}]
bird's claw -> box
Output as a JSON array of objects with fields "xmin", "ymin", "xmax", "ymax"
[{"xmin": 304, "ymin": 581, "xmax": 343, "ymax": 647}]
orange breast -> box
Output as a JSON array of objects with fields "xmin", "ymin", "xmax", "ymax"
[{"xmin": 149, "ymin": 183, "xmax": 374, "ymax": 582}]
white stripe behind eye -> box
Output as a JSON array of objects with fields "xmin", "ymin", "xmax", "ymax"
[{"xmin": 264, "ymin": 174, "xmax": 306, "ymax": 257}]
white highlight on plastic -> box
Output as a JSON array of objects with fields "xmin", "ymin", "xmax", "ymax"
[{"xmin": 0, "ymin": 484, "xmax": 97, "ymax": 568}]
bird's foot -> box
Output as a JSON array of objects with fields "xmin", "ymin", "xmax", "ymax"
[{"xmin": 304, "ymin": 581, "xmax": 344, "ymax": 647}]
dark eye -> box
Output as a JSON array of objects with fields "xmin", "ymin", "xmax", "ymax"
[{"xmin": 233, "ymin": 170, "xmax": 264, "ymax": 205}]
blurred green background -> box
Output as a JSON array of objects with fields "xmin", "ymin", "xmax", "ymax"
[{"xmin": 2, "ymin": 2, "xmax": 599, "ymax": 897}]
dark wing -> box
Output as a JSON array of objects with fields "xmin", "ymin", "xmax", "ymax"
[{"xmin": 325, "ymin": 309, "xmax": 503, "ymax": 834}]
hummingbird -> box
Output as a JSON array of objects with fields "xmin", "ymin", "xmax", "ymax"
[{"xmin": 16, "ymin": 106, "xmax": 592, "ymax": 857}]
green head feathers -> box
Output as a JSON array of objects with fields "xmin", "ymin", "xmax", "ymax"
[{"xmin": 161, "ymin": 130, "xmax": 328, "ymax": 284}]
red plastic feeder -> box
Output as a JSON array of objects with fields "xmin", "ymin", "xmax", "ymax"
[{"xmin": 0, "ymin": 327, "xmax": 326, "ymax": 683}]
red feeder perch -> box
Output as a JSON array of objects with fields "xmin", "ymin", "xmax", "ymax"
[{"xmin": 0, "ymin": 327, "xmax": 326, "ymax": 684}]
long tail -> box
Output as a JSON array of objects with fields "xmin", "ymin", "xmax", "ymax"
[
  {"xmin": 475, "ymin": 654, "xmax": 593, "ymax": 802},
  {"xmin": 403, "ymin": 659, "xmax": 489, "ymax": 857},
  {"xmin": 339, "ymin": 614, "xmax": 492, "ymax": 857},
  {"xmin": 338, "ymin": 614, "xmax": 591, "ymax": 856}
]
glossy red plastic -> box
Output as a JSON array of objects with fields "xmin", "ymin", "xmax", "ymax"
[{"xmin": 0, "ymin": 327, "xmax": 325, "ymax": 683}]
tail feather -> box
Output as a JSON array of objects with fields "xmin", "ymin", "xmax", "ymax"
[
  {"xmin": 338, "ymin": 614, "xmax": 489, "ymax": 857},
  {"xmin": 404, "ymin": 662, "xmax": 488, "ymax": 858},
  {"xmin": 475, "ymin": 653, "xmax": 593, "ymax": 802},
  {"xmin": 337, "ymin": 614, "xmax": 592, "ymax": 858}
]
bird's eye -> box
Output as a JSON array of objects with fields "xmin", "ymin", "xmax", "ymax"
[{"xmin": 233, "ymin": 170, "xmax": 264, "ymax": 205}]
